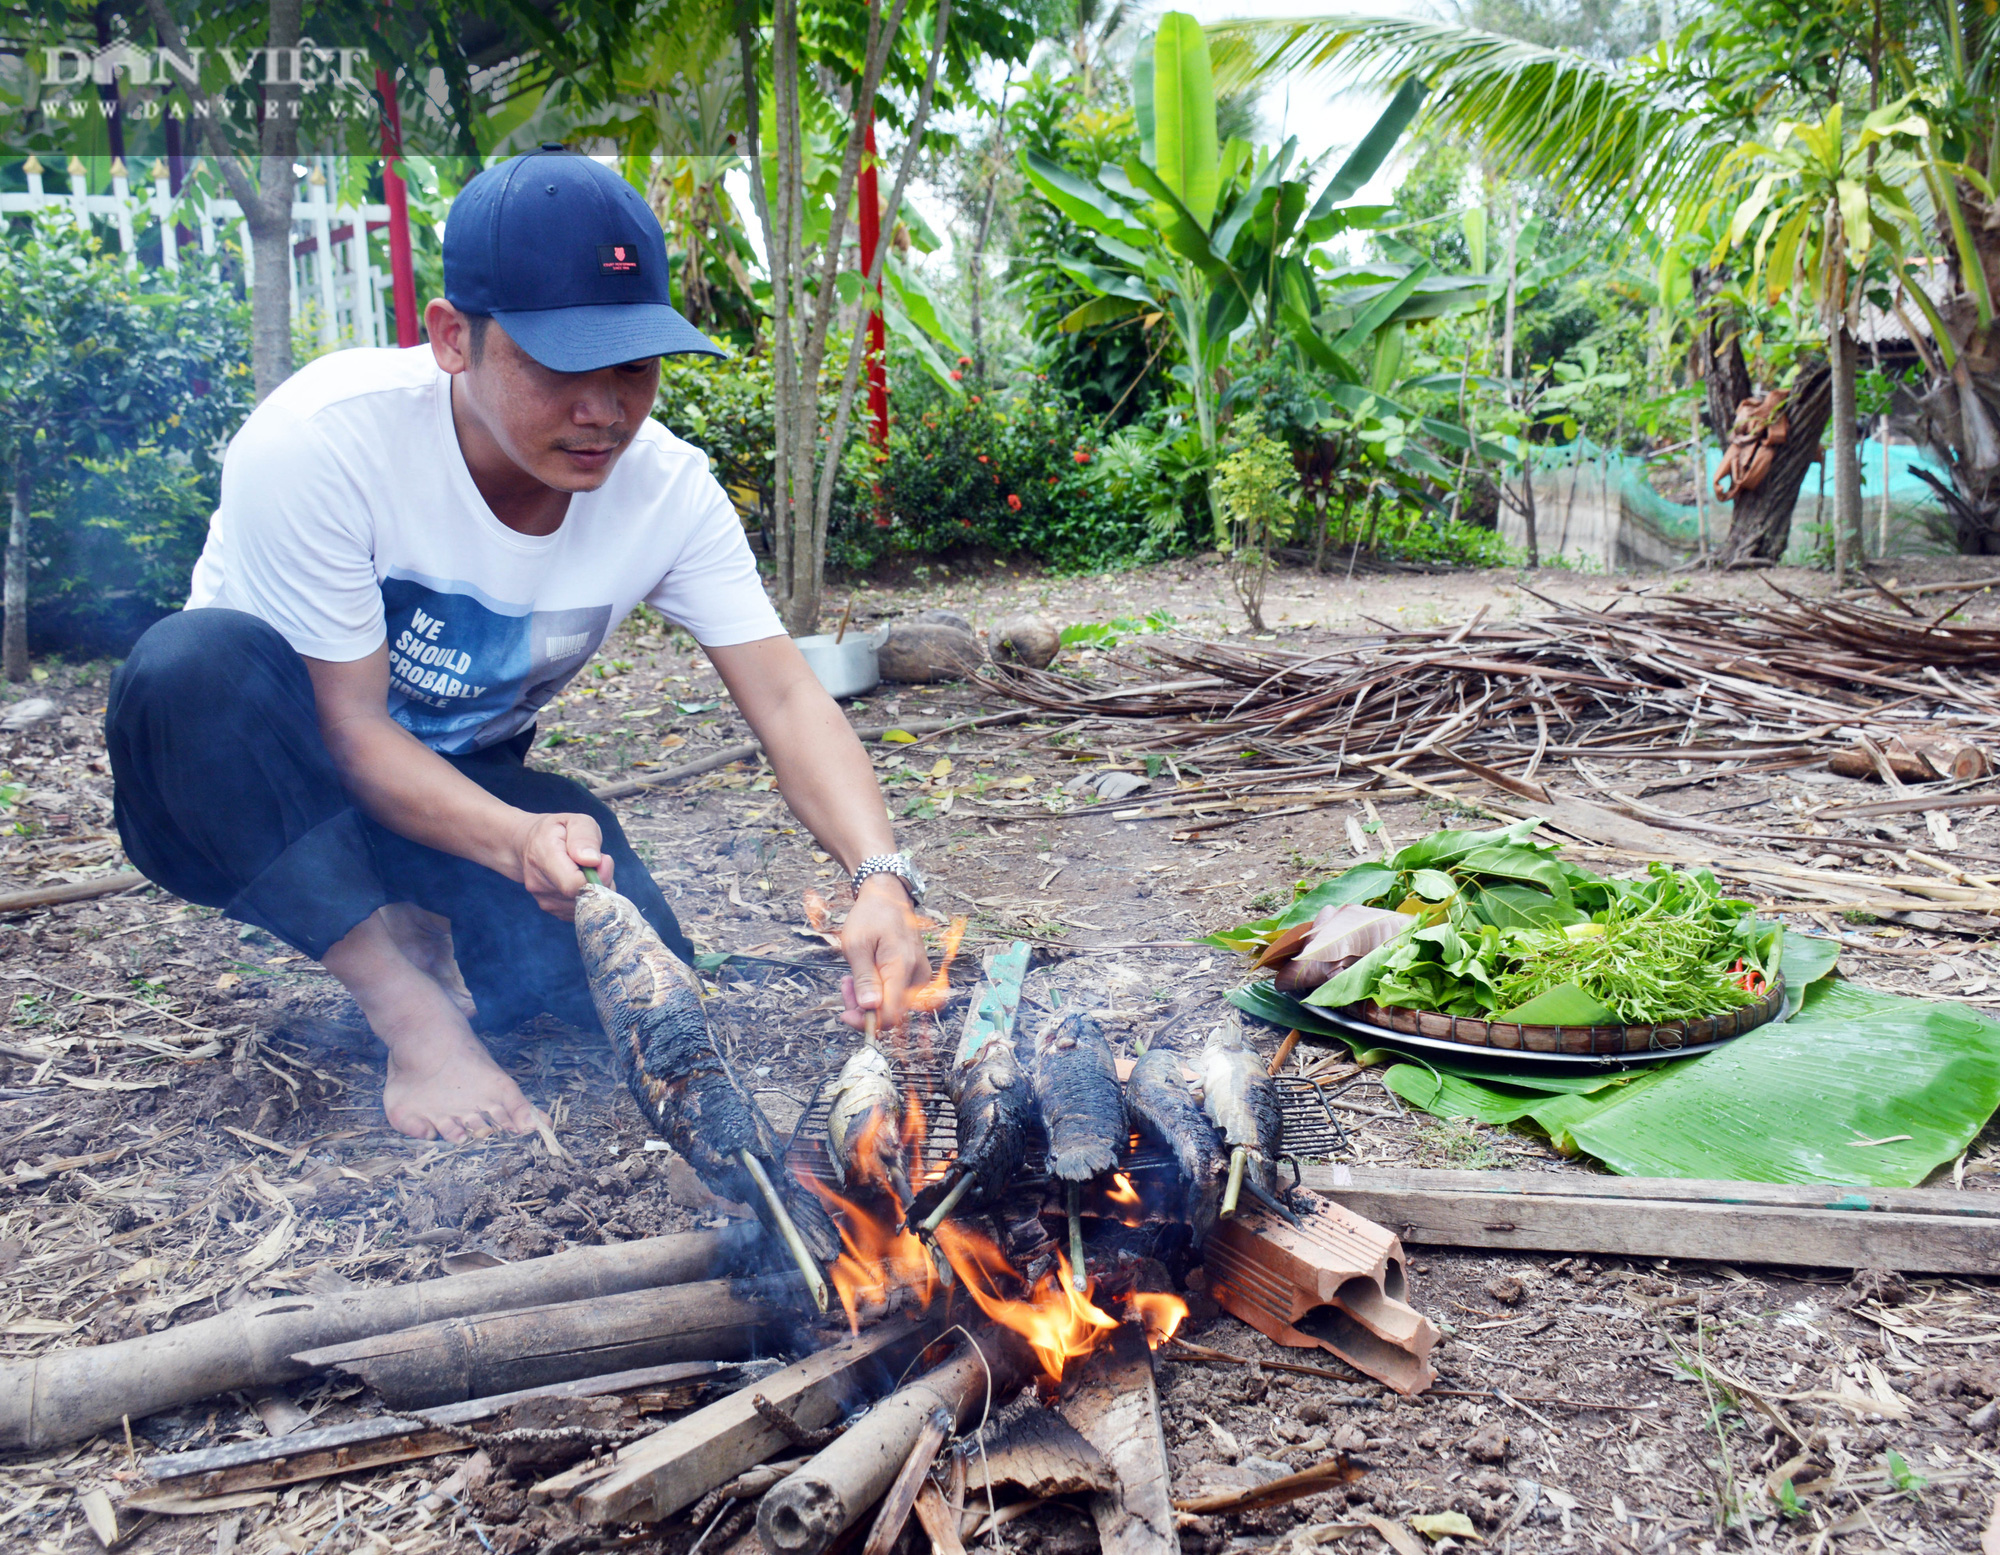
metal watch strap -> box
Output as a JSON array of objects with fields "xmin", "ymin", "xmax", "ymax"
[{"xmin": 852, "ymin": 853, "xmax": 922, "ymax": 906}]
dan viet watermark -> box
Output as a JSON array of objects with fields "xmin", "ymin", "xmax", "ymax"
[
  {"xmin": 41, "ymin": 42, "xmax": 376, "ymax": 91},
  {"xmin": 30, "ymin": 39, "xmax": 378, "ymax": 123}
]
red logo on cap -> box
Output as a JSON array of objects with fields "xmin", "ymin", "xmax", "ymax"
[{"xmin": 597, "ymin": 243, "xmax": 640, "ymax": 275}]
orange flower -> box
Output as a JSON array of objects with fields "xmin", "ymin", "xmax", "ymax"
[{"xmin": 1006, "ymin": 494, "xmax": 1022, "ymax": 511}]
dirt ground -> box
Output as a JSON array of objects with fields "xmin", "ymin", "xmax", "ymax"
[{"xmin": 0, "ymin": 554, "xmax": 1995, "ymax": 1555}]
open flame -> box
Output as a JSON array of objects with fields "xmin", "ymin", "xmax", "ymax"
[
  {"xmin": 906, "ymin": 914, "xmax": 968, "ymax": 1014},
  {"xmin": 1126, "ymin": 1290, "xmax": 1189, "ymax": 1346},
  {"xmin": 934, "ymin": 1221, "xmax": 1118, "ymax": 1380},
  {"xmin": 798, "ymin": 1158, "xmax": 937, "ymax": 1333},
  {"xmin": 797, "ymin": 1144, "xmax": 1191, "ymax": 1380},
  {"xmin": 791, "ymin": 936, "xmax": 1190, "ymax": 1381}
]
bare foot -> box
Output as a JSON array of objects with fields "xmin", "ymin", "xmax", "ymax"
[
  {"xmin": 380, "ymin": 902, "xmax": 478, "ymax": 1018},
  {"xmin": 381, "ymin": 1022, "xmax": 540, "ymax": 1143},
  {"xmin": 322, "ymin": 909, "xmax": 537, "ymax": 1143}
]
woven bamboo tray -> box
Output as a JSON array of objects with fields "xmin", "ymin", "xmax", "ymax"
[{"xmin": 1345, "ymin": 974, "xmax": 1786, "ymax": 1056}]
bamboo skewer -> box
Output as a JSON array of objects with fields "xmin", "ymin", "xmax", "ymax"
[
  {"xmin": 1066, "ymin": 1183, "xmax": 1088, "ymax": 1292},
  {"xmin": 1222, "ymin": 1146, "xmax": 1248, "ymax": 1218},
  {"xmin": 739, "ymin": 1149, "xmax": 830, "ymax": 1315},
  {"xmin": 917, "ymin": 1173, "xmax": 973, "ymax": 1235}
]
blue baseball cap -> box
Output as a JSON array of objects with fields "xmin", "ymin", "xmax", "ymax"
[{"xmin": 443, "ymin": 145, "xmax": 724, "ymax": 371}]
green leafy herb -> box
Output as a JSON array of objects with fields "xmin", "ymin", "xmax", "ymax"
[{"xmin": 1228, "ymin": 822, "xmax": 1782, "ymax": 1026}]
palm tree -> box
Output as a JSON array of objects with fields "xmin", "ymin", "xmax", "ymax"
[{"xmin": 1208, "ymin": 2, "xmax": 2000, "ymax": 559}]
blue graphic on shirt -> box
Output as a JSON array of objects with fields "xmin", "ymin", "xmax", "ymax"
[{"xmin": 382, "ymin": 573, "xmax": 610, "ymax": 755}]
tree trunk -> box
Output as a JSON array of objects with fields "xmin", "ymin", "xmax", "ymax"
[
  {"xmin": 143, "ymin": 0, "xmax": 301, "ymax": 403},
  {"xmin": 245, "ymin": 193, "xmax": 299, "ymax": 402},
  {"xmin": 967, "ymin": 76, "xmax": 1011, "ymax": 378},
  {"xmin": 746, "ymin": 0, "xmax": 953, "ymax": 638},
  {"xmin": 1717, "ymin": 364, "xmax": 1834, "ymax": 564},
  {"xmin": 5, "ymin": 464, "xmax": 30, "ymax": 683},
  {"xmin": 1829, "ymin": 322, "xmax": 1863, "ymax": 584},
  {"xmin": 1518, "ymin": 460, "xmax": 1539, "ymax": 567}
]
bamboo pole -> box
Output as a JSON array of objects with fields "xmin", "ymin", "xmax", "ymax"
[
  {"xmin": 758, "ymin": 1335, "xmax": 1024, "ymax": 1555},
  {"xmin": 0, "ymin": 1225, "xmax": 758, "ymax": 1450},
  {"xmin": 292, "ymin": 1276, "xmax": 786, "ymax": 1408}
]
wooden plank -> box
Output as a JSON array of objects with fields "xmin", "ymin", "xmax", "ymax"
[
  {"xmin": 1312, "ymin": 1166, "xmax": 2000, "ymax": 1219},
  {"xmin": 576, "ymin": 1317, "xmax": 933, "ymax": 1525},
  {"xmin": 1308, "ymin": 1165, "xmax": 2000, "ymax": 1274},
  {"xmin": 1061, "ymin": 1324, "xmax": 1179, "ymax": 1555},
  {"xmin": 141, "ymin": 1360, "xmax": 733, "ymax": 1488},
  {"xmin": 127, "ymin": 1420, "xmax": 465, "ymax": 1506}
]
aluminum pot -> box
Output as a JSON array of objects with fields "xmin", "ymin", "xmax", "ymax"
[{"xmin": 794, "ymin": 629, "xmax": 883, "ymax": 699}]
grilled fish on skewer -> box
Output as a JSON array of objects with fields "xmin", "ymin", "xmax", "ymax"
[
  {"xmin": 1031, "ymin": 1008, "xmax": 1125, "ymax": 1181},
  {"xmin": 907, "ymin": 1036, "xmax": 1033, "ymax": 1231},
  {"xmin": 1195, "ymin": 1024, "xmax": 1300, "ymax": 1227},
  {"xmin": 574, "ymin": 880, "xmax": 838, "ymax": 1303},
  {"xmin": 1125, "ymin": 1045, "xmax": 1226, "ymax": 1246},
  {"xmin": 1031, "ymin": 1007, "xmax": 1126, "ymax": 1291},
  {"xmin": 825, "ymin": 1043, "xmax": 913, "ymax": 1204}
]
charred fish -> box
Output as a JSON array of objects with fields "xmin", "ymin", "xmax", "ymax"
[
  {"xmin": 1125, "ymin": 1045, "xmax": 1226, "ymax": 1246},
  {"xmin": 1031, "ymin": 1008, "xmax": 1125, "ymax": 1182},
  {"xmin": 574, "ymin": 880, "xmax": 838, "ymax": 1305},
  {"xmin": 1195, "ymin": 1024, "xmax": 1300, "ymax": 1227},
  {"xmin": 1031, "ymin": 1007, "xmax": 1126, "ymax": 1290},
  {"xmin": 825, "ymin": 1043, "xmax": 912, "ymax": 1204},
  {"xmin": 907, "ymin": 1035, "xmax": 1034, "ymax": 1232}
]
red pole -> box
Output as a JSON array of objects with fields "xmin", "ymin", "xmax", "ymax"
[
  {"xmin": 377, "ymin": 67, "xmax": 419, "ymax": 348},
  {"xmin": 857, "ymin": 118, "xmax": 889, "ymax": 450}
]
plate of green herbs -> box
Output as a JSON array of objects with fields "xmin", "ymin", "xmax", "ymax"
[{"xmin": 1212, "ymin": 819, "xmax": 1784, "ymax": 1036}]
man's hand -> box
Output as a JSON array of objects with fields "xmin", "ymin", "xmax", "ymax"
[
  {"xmin": 515, "ymin": 812, "xmax": 612, "ymax": 919},
  {"xmin": 838, "ymin": 875, "xmax": 931, "ymax": 1032}
]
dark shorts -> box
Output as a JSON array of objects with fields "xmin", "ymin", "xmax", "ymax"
[{"xmin": 105, "ymin": 607, "xmax": 691, "ymax": 1036}]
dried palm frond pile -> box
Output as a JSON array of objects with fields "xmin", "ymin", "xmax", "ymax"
[{"xmin": 983, "ymin": 587, "xmax": 2000, "ymax": 819}]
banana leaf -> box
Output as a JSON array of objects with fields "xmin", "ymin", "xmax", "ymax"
[{"xmin": 1557, "ymin": 978, "xmax": 2000, "ymax": 1186}]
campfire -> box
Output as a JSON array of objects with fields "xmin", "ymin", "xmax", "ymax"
[
  {"xmin": 796, "ymin": 1091, "xmax": 1188, "ymax": 1381},
  {"xmin": 55, "ymin": 909, "xmax": 1433, "ymax": 1555}
]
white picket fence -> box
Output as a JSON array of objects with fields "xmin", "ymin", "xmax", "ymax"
[{"xmin": 0, "ymin": 157, "xmax": 396, "ymax": 351}]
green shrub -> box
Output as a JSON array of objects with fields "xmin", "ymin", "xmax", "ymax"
[
  {"xmin": 654, "ymin": 354, "xmax": 868, "ymax": 563},
  {"xmin": 0, "ymin": 215, "xmax": 253, "ymax": 655},
  {"xmin": 1213, "ymin": 413, "xmax": 1299, "ymax": 630},
  {"xmin": 876, "ymin": 373, "xmax": 1173, "ymax": 571}
]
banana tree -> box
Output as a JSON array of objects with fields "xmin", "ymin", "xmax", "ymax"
[
  {"xmin": 1021, "ymin": 11, "xmax": 1461, "ymax": 537},
  {"xmin": 1712, "ymin": 99, "xmax": 1935, "ymax": 582},
  {"xmin": 1206, "ymin": 0, "xmax": 2000, "ymax": 549}
]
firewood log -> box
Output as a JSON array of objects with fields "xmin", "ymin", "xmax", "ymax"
[
  {"xmin": 1826, "ymin": 733, "xmax": 1989, "ymax": 782},
  {"xmin": 291, "ymin": 1276, "xmax": 785, "ymax": 1408},
  {"xmin": 757, "ymin": 1333, "xmax": 1029, "ymax": 1555}
]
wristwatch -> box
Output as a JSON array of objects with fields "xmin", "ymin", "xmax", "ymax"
[{"xmin": 852, "ymin": 852, "xmax": 926, "ymax": 908}]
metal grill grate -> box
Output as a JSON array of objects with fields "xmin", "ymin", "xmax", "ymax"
[{"xmin": 782, "ymin": 1057, "xmax": 1347, "ymax": 1190}]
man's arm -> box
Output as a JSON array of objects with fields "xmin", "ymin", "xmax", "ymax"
[
  {"xmin": 304, "ymin": 648, "xmax": 609, "ymax": 917},
  {"xmin": 706, "ymin": 635, "xmax": 931, "ymax": 1028}
]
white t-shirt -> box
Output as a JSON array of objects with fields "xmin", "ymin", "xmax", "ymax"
[{"xmin": 187, "ymin": 347, "xmax": 783, "ymax": 755}]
